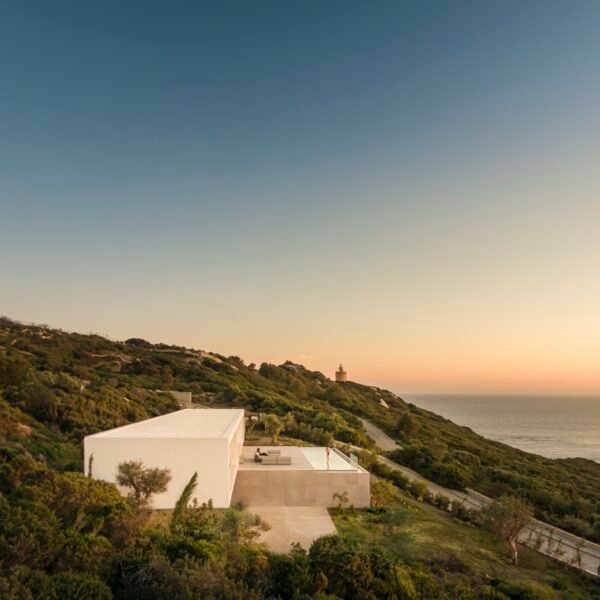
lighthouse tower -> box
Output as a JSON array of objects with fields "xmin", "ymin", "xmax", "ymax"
[{"xmin": 335, "ymin": 364, "xmax": 347, "ymax": 382}]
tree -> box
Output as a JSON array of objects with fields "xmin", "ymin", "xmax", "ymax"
[
  {"xmin": 408, "ymin": 480, "xmax": 428, "ymax": 501},
  {"xmin": 87, "ymin": 453, "xmax": 94, "ymax": 478},
  {"xmin": 52, "ymin": 572, "xmax": 112, "ymax": 600},
  {"xmin": 20, "ymin": 382, "xmax": 57, "ymax": 424},
  {"xmin": 308, "ymin": 535, "xmax": 374, "ymax": 598},
  {"xmin": 171, "ymin": 472, "xmax": 198, "ymax": 528},
  {"xmin": 429, "ymin": 461, "xmax": 471, "ymax": 489},
  {"xmin": 263, "ymin": 414, "xmax": 284, "ymax": 444},
  {"xmin": 358, "ymin": 450, "xmax": 378, "ymax": 472},
  {"xmin": 371, "ymin": 480, "xmax": 397, "ymax": 508},
  {"xmin": 160, "ymin": 366, "xmax": 175, "ymax": 388},
  {"xmin": 484, "ymin": 495, "xmax": 532, "ymax": 566},
  {"xmin": 245, "ymin": 415, "xmax": 259, "ymax": 437},
  {"xmin": 221, "ymin": 508, "xmax": 269, "ymax": 543},
  {"xmin": 434, "ymin": 494, "xmax": 451, "ymax": 511},
  {"xmin": 283, "ymin": 413, "xmax": 296, "ymax": 431},
  {"xmin": 116, "ymin": 460, "xmax": 171, "ymax": 509},
  {"xmin": 0, "ymin": 353, "xmax": 32, "ymax": 387},
  {"xmin": 396, "ymin": 412, "xmax": 419, "ymax": 438},
  {"xmin": 45, "ymin": 472, "xmax": 129, "ymax": 534}
]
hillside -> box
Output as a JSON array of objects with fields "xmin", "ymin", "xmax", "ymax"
[
  {"xmin": 1, "ymin": 316, "xmax": 599, "ymax": 599},
  {"xmin": 2, "ymin": 317, "xmax": 597, "ymax": 541}
]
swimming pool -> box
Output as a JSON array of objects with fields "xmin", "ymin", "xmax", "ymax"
[{"xmin": 300, "ymin": 447, "xmax": 357, "ymax": 471}]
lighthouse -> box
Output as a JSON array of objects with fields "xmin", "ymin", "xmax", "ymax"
[{"xmin": 335, "ymin": 364, "xmax": 347, "ymax": 382}]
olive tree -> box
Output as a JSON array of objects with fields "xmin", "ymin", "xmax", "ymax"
[
  {"xmin": 484, "ymin": 495, "xmax": 532, "ymax": 566},
  {"xmin": 263, "ymin": 414, "xmax": 284, "ymax": 444},
  {"xmin": 116, "ymin": 460, "xmax": 171, "ymax": 509}
]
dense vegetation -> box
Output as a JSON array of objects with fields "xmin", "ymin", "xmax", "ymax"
[{"xmin": 1, "ymin": 317, "xmax": 599, "ymax": 598}]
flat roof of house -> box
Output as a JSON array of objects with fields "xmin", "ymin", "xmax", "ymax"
[{"xmin": 86, "ymin": 408, "xmax": 244, "ymax": 439}]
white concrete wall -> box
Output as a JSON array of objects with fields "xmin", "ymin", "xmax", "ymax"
[
  {"xmin": 225, "ymin": 413, "xmax": 245, "ymax": 501},
  {"xmin": 84, "ymin": 413, "xmax": 245, "ymax": 509}
]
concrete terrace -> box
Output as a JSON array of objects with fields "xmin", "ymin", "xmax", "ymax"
[
  {"xmin": 239, "ymin": 446, "xmax": 363, "ymax": 472},
  {"xmin": 232, "ymin": 446, "xmax": 370, "ymax": 508},
  {"xmin": 233, "ymin": 446, "xmax": 369, "ymax": 551},
  {"xmin": 251, "ymin": 506, "xmax": 338, "ymax": 553}
]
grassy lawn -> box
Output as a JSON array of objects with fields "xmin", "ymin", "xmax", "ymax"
[{"xmin": 331, "ymin": 492, "xmax": 600, "ymax": 599}]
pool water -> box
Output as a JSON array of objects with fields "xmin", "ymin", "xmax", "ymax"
[{"xmin": 300, "ymin": 447, "xmax": 357, "ymax": 471}]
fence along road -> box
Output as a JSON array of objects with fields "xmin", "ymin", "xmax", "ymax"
[{"xmin": 341, "ymin": 419, "xmax": 600, "ymax": 577}]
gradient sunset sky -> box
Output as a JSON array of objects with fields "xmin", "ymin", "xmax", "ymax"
[{"xmin": 1, "ymin": 2, "xmax": 599, "ymax": 393}]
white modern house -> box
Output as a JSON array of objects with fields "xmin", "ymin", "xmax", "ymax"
[
  {"xmin": 84, "ymin": 408, "xmax": 369, "ymax": 510},
  {"xmin": 84, "ymin": 409, "xmax": 245, "ymax": 508}
]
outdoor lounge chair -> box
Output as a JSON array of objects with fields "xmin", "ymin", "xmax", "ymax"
[{"xmin": 259, "ymin": 454, "xmax": 292, "ymax": 465}]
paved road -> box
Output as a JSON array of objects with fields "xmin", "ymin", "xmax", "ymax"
[
  {"xmin": 354, "ymin": 419, "xmax": 600, "ymax": 577},
  {"xmin": 359, "ymin": 417, "xmax": 400, "ymax": 451}
]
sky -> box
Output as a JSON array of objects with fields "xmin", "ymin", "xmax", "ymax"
[{"xmin": 1, "ymin": 2, "xmax": 600, "ymax": 394}]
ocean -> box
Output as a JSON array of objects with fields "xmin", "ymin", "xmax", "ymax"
[{"xmin": 404, "ymin": 394, "xmax": 600, "ymax": 463}]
